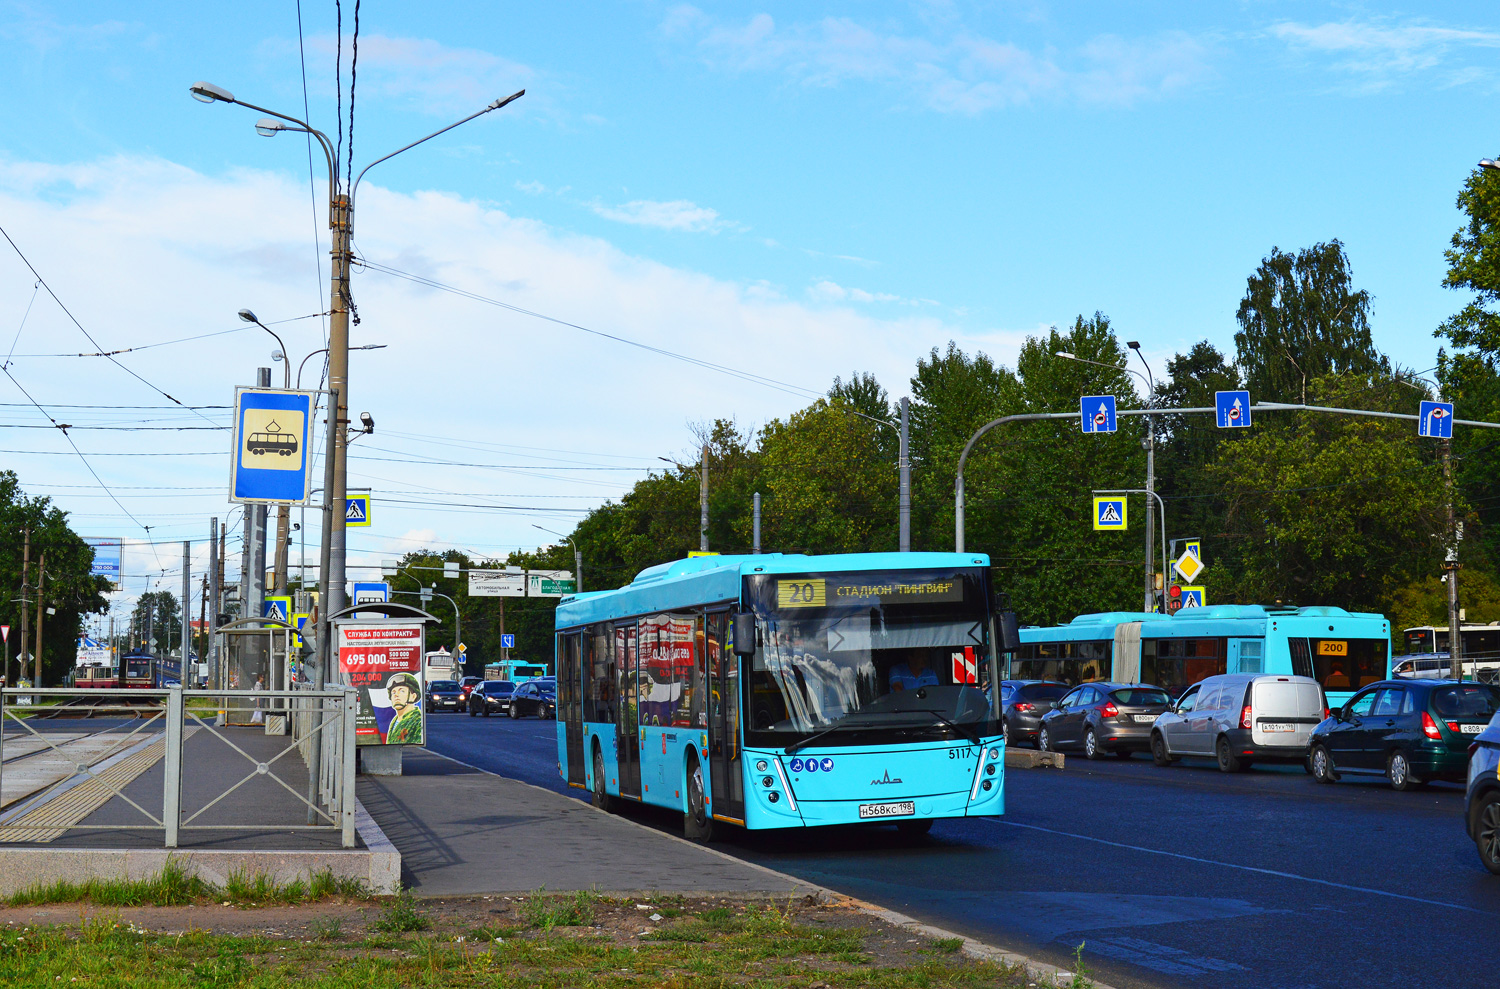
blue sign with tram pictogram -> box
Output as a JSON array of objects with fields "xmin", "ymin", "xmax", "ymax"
[
  {"xmin": 1215, "ymin": 391, "xmax": 1251, "ymax": 428},
  {"xmin": 230, "ymin": 387, "xmax": 317, "ymax": 504},
  {"xmin": 1080, "ymin": 395, "xmax": 1117, "ymax": 434},
  {"xmin": 1419, "ymin": 400, "xmax": 1454, "ymax": 438}
]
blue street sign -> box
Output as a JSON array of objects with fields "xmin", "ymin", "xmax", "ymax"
[
  {"xmin": 1215, "ymin": 390, "xmax": 1252, "ymax": 428},
  {"xmin": 1419, "ymin": 400, "xmax": 1454, "ymax": 438},
  {"xmin": 501, "ymin": 633, "xmax": 516, "ymax": 649},
  {"xmin": 230, "ymin": 387, "xmax": 317, "ymax": 504},
  {"xmin": 1180, "ymin": 587, "xmax": 1205, "ymax": 609},
  {"xmin": 1080, "ymin": 395, "xmax": 1117, "ymax": 434},
  {"xmin": 263, "ymin": 596, "xmax": 292, "ymax": 623},
  {"xmin": 352, "ymin": 581, "xmax": 389, "ymax": 619},
  {"xmin": 345, "ymin": 495, "xmax": 371, "ymax": 526}
]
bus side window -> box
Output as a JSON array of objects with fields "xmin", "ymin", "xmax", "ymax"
[{"xmin": 1239, "ymin": 640, "xmax": 1263, "ymax": 674}]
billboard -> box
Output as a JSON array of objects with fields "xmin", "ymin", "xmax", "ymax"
[
  {"xmin": 84, "ymin": 537, "xmax": 122, "ymax": 585},
  {"xmin": 337, "ymin": 622, "xmax": 425, "ymax": 746}
]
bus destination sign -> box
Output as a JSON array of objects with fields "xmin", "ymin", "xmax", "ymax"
[{"xmin": 777, "ymin": 577, "xmax": 964, "ymax": 609}]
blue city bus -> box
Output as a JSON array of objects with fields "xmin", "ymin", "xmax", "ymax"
[
  {"xmin": 553, "ymin": 552, "xmax": 1008, "ymax": 841},
  {"xmin": 1014, "ymin": 605, "xmax": 1392, "ymax": 706}
]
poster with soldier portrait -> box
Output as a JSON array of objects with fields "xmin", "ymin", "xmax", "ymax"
[{"xmin": 336, "ymin": 622, "xmax": 426, "ymax": 746}]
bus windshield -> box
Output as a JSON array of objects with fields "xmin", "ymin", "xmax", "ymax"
[{"xmin": 742, "ymin": 569, "xmax": 997, "ymax": 746}]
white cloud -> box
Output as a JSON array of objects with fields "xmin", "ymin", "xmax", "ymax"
[
  {"xmin": 671, "ymin": 8, "xmax": 1213, "ymax": 111},
  {"xmin": 514, "ymin": 180, "xmax": 547, "ymax": 195},
  {"xmin": 1271, "ymin": 19, "xmax": 1500, "ymax": 88},
  {"xmin": 589, "ymin": 198, "xmax": 736, "ymax": 233},
  {"xmin": 0, "ymin": 153, "xmax": 1022, "ymax": 597},
  {"xmin": 807, "ymin": 279, "xmax": 929, "ymax": 306}
]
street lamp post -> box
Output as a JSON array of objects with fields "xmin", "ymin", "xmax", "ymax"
[
  {"xmin": 191, "ymin": 80, "xmax": 522, "ymax": 680},
  {"xmin": 1056, "ymin": 349, "xmax": 1158, "ymax": 612},
  {"xmin": 533, "ymin": 525, "xmax": 583, "ymax": 593}
]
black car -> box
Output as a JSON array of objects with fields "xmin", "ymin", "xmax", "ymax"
[
  {"xmin": 468, "ymin": 679, "xmax": 516, "ymax": 717},
  {"xmin": 426, "ymin": 679, "xmax": 463, "ymax": 713},
  {"xmin": 1309, "ymin": 679, "xmax": 1500, "ymax": 789},
  {"xmin": 998, "ymin": 680, "xmax": 1069, "ymax": 748},
  {"xmin": 1465, "ymin": 709, "xmax": 1500, "ymax": 874},
  {"xmin": 1038, "ymin": 682, "xmax": 1173, "ymax": 759},
  {"xmin": 509, "ymin": 679, "xmax": 556, "ymax": 719}
]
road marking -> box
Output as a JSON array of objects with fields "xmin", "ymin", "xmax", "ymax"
[{"xmin": 993, "ymin": 819, "xmax": 1488, "ymax": 914}]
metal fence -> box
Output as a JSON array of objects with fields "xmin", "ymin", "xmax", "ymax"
[{"xmin": 0, "ymin": 686, "xmax": 358, "ymax": 848}]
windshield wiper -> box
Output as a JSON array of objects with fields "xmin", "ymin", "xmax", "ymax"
[
  {"xmin": 916, "ymin": 708, "xmax": 984, "ymax": 746},
  {"xmin": 784, "ymin": 718, "xmax": 870, "ymax": 755}
]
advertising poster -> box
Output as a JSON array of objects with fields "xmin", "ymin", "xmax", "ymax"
[{"xmin": 336, "ymin": 622, "xmax": 425, "ymax": 746}]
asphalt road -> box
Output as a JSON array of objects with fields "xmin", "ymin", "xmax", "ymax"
[{"xmin": 427, "ymin": 710, "xmax": 1500, "ymax": 989}]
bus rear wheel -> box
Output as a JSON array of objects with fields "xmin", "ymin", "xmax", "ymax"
[
  {"xmin": 684, "ymin": 753, "xmax": 714, "ymax": 843},
  {"xmin": 592, "ymin": 746, "xmax": 614, "ymax": 814}
]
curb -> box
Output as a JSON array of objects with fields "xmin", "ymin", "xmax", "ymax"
[{"xmin": 416, "ymin": 747, "xmax": 1116, "ymax": 989}]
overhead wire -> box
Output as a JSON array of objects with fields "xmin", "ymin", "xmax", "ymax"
[{"xmin": 3, "ymin": 277, "xmax": 40, "ymax": 369}]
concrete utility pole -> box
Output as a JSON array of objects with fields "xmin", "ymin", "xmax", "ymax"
[
  {"xmin": 700, "ymin": 444, "xmax": 710, "ymax": 553},
  {"xmin": 32, "ymin": 551, "xmax": 45, "ymax": 686},
  {"xmin": 208, "ymin": 517, "xmax": 219, "ymax": 687},
  {"xmin": 899, "ymin": 397, "xmax": 911, "ymax": 553},
  {"xmin": 181, "ymin": 541, "xmax": 191, "ymax": 664},
  {"xmin": 1445, "ymin": 435, "xmax": 1463, "ymax": 680},
  {"xmin": 18, "ymin": 527, "xmax": 29, "ymax": 684},
  {"xmin": 249, "ymin": 367, "xmax": 270, "ymax": 623},
  {"xmin": 753, "ymin": 492, "xmax": 762, "ymax": 553}
]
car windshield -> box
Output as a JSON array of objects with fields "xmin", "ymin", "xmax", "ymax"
[
  {"xmin": 1432, "ymin": 684, "xmax": 1500, "ymax": 718},
  {"xmin": 430, "ymin": 680, "xmax": 458, "ymax": 690},
  {"xmin": 1111, "ymin": 687, "xmax": 1170, "ymax": 706},
  {"xmin": 1023, "ymin": 684, "xmax": 1068, "ymax": 700},
  {"xmin": 484, "ymin": 681, "xmax": 513, "ymax": 693},
  {"xmin": 743, "ymin": 568, "xmax": 997, "ymax": 744}
]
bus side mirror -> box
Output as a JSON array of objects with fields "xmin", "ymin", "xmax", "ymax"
[
  {"xmin": 732, "ymin": 612, "xmax": 757, "ymax": 658},
  {"xmin": 998, "ymin": 610, "xmax": 1020, "ymax": 653}
]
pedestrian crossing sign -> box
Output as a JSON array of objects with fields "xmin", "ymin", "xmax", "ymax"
[
  {"xmin": 1093, "ymin": 496, "xmax": 1127, "ymax": 530},
  {"xmin": 345, "ymin": 495, "xmax": 371, "ymax": 527},
  {"xmin": 1180, "ymin": 586, "xmax": 1205, "ymax": 609},
  {"xmin": 263, "ymin": 596, "xmax": 292, "ymax": 623}
]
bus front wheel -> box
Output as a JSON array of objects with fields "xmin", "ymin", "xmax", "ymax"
[
  {"xmin": 895, "ymin": 819, "xmax": 934, "ymax": 840},
  {"xmin": 684, "ymin": 753, "xmax": 715, "ymax": 843}
]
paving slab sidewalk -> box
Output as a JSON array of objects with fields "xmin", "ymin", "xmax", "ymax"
[{"xmin": 358, "ymin": 747, "xmax": 802, "ymax": 895}]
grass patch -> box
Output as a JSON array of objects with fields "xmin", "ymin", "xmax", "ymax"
[
  {"xmin": 5, "ymin": 862, "xmax": 372, "ymax": 908},
  {"xmin": 370, "ymin": 891, "xmax": 429, "ymax": 932},
  {"xmin": 931, "ymin": 936, "xmax": 965, "ymax": 954},
  {"xmin": 519, "ymin": 888, "xmax": 600, "ymax": 930}
]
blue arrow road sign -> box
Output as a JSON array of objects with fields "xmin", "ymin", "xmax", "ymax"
[
  {"xmin": 1419, "ymin": 400, "xmax": 1454, "ymax": 438},
  {"xmin": 230, "ymin": 387, "xmax": 316, "ymax": 504},
  {"xmin": 1215, "ymin": 390, "xmax": 1252, "ymax": 428},
  {"xmin": 501, "ymin": 634, "xmax": 516, "ymax": 649},
  {"xmin": 1080, "ymin": 395, "xmax": 1117, "ymax": 434}
]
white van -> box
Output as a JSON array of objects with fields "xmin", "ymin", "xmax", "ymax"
[{"xmin": 1150, "ymin": 674, "xmax": 1326, "ymax": 773}]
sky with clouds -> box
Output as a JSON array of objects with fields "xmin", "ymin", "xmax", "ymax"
[{"xmin": 2, "ymin": 1, "xmax": 1498, "ymax": 623}]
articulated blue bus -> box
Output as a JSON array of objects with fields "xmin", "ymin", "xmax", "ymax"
[
  {"xmin": 1014, "ymin": 605, "xmax": 1392, "ymax": 706},
  {"xmin": 553, "ymin": 552, "xmax": 1008, "ymax": 841}
]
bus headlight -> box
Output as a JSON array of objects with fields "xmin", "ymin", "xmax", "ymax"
[
  {"xmin": 982, "ymin": 779, "xmax": 993, "ymax": 791},
  {"xmin": 988, "ymin": 747, "xmax": 1000, "ymax": 760},
  {"xmin": 768, "ymin": 791, "xmax": 780, "ymax": 803},
  {"xmin": 755, "ymin": 759, "xmax": 768, "ymax": 772}
]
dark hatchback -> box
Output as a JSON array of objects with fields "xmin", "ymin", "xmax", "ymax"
[
  {"xmin": 999, "ymin": 680, "xmax": 1069, "ymax": 748},
  {"xmin": 509, "ymin": 679, "xmax": 556, "ymax": 719},
  {"xmin": 1465, "ymin": 711, "xmax": 1500, "ymax": 874},
  {"xmin": 468, "ymin": 680, "xmax": 515, "ymax": 717},
  {"xmin": 1309, "ymin": 679, "xmax": 1500, "ymax": 790},
  {"xmin": 426, "ymin": 679, "xmax": 463, "ymax": 713},
  {"xmin": 1038, "ymin": 682, "xmax": 1173, "ymax": 759}
]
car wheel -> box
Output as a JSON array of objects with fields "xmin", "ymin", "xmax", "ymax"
[
  {"xmin": 539, "ymin": 704, "xmax": 552, "ymax": 719},
  {"xmin": 468, "ymin": 703, "xmax": 477, "ymax": 717},
  {"xmin": 1151, "ymin": 732, "xmax": 1177, "ymax": 767},
  {"xmin": 1084, "ymin": 728, "xmax": 1103, "ymax": 760},
  {"xmin": 482, "ymin": 704, "xmax": 491, "ymax": 717},
  {"xmin": 1473, "ymin": 792, "xmax": 1500, "ymax": 876},
  {"xmin": 684, "ymin": 752, "xmax": 714, "ymax": 842},
  {"xmin": 1038, "ymin": 727, "xmax": 1051, "ymax": 752},
  {"xmin": 1310, "ymin": 744, "xmax": 1337, "ymax": 783},
  {"xmin": 1216, "ymin": 736, "xmax": 1244, "ymax": 773},
  {"xmin": 592, "ymin": 745, "xmax": 613, "ymax": 814},
  {"xmin": 509, "ymin": 703, "xmax": 520, "ymax": 719},
  {"xmin": 1387, "ymin": 750, "xmax": 1421, "ymax": 791}
]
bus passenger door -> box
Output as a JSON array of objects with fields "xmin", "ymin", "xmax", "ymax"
[
  {"xmin": 559, "ymin": 633, "xmax": 585, "ymax": 786},
  {"xmin": 615, "ymin": 623, "xmax": 642, "ymax": 800},
  {"xmin": 706, "ymin": 612, "xmax": 745, "ymax": 822}
]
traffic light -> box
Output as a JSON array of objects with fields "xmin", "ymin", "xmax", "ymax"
[{"xmin": 1166, "ymin": 585, "xmax": 1183, "ymax": 615}]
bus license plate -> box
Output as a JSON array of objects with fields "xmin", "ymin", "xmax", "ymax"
[
  {"xmin": 1261, "ymin": 723, "xmax": 1294, "ymax": 732},
  {"xmin": 859, "ymin": 801, "xmax": 915, "ymax": 820},
  {"xmin": 1462, "ymin": 724, "xmax": 1484, "ymax": 734}
]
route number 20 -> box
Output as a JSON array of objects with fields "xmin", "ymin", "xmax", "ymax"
[{"xmin": 777, "ymin": 579, "xmax": 826, "ymax": 608}]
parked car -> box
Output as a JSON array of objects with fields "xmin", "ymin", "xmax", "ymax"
[
  {"xmin": 1151, "ymin": 674, "xmax": 1326, "ymax": 773},
  {"xmin": 1309, "ymin": 679, "xmax": 1500, "ymax": 789},
  {"xmin": 1464, "ymin": 710, "xmax": 1500, "ymax": 874},
  {"xmin": 426, "ymin": 679, "xmax": 464, "ymax": 713},
  {"xmin": 1393, "ymin": 654, "xmax": 1500, "ymax": 683},
  {"xmin": 468, "ymin": 679, "xmax": 516, "ymax": 717},
  {"xmin": 509, "ymin": 679, "xmax": 556, "ymax": 719},
  {"xmin": 1038, "ymin": 682, "xmax": 1172, "ymax": 759},
  {"xmin": 458, "ymin": 675, "xmax": 484, "ymax": 711},
  {"xmin": 998, "ymin": 680, "xmax": 1069, "ymax": 748}
]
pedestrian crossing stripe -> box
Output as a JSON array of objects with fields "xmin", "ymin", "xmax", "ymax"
[
  {"xmin": 1092, "ymin": 496, "xmax": 1128, "ymax": 530},
  {"xmin": 345, "ymin": 495, "xmax": 370, "ymax": 527}
]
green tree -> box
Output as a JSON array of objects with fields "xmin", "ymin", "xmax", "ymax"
[
  {"xmin": 1235, "ymin": 240, "xmax": 1384, "ymax": 404},
  {"xmin": 0, "ymin": 471, "xmax": 110, "ymax": 684},
  {"xmin": 131, "ymin": 591, "xmax": 182, "ymax": 655}
]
